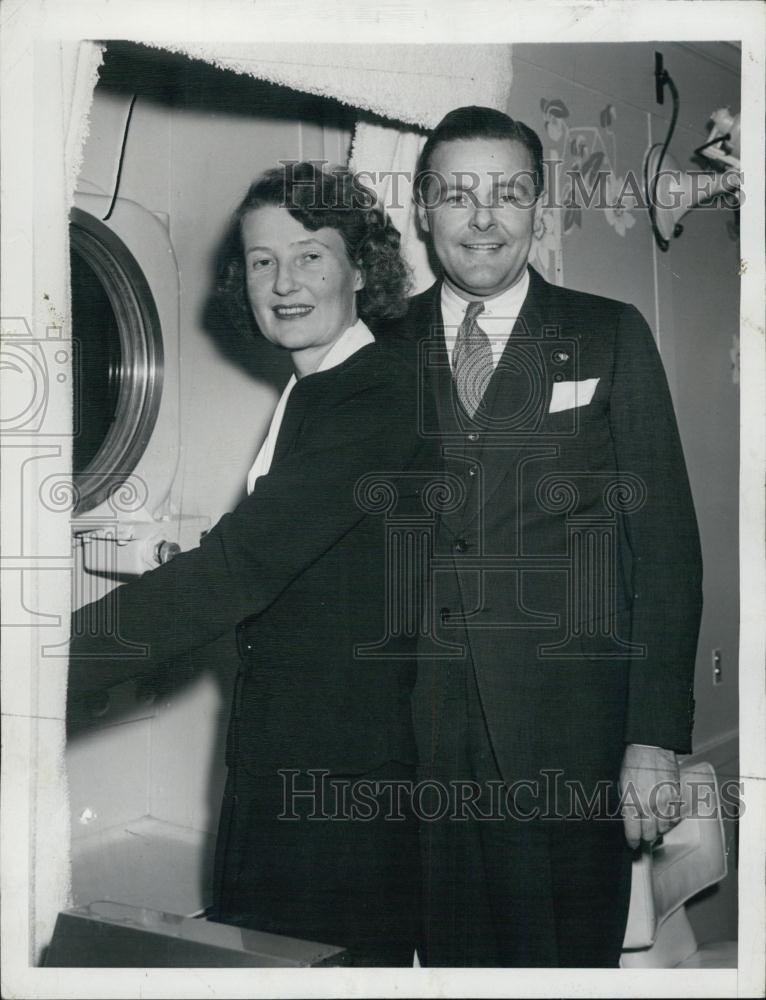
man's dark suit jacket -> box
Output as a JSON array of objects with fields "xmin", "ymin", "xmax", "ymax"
[{"xmin": 385, "ymin": 266, "xmax": 703, "ymax": 795}]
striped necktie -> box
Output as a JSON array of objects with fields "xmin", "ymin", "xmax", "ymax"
[{"xmin": 453, "ymin": 300, "xmax": 494, "ymax": 417}]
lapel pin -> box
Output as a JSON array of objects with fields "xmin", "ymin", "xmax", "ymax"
[{"xmin": 552, "ymin": 350, "xmax": 570, "ymax": 363}]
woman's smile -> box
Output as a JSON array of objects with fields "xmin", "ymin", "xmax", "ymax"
[{"xmin": 272, "ymin": 304, "xmax": 315, "ymax": 319}]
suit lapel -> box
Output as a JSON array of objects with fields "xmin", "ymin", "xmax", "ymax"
[
  {"xmin": 412, "ymin": 275, "xmax": 559, "ymax": 533},
  {"xmin": 412, "ymin": 287, "xmax": 461, "ymax": 440},
  {"xmin": 461, "ymin": 268, "xmax": 557, "ymax": 530},
  {"xmin": 415, "ymin": 289, "xmax": 474, "ymax": 537},
  {"xmin": 272, "ymin": 381, "xmax": 308, "ymax": 464},
  {"xmin": 406, "ymin": 272, "xmax": 566, "ymax": 535}
]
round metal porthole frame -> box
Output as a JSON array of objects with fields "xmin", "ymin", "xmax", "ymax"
[{"xmin": 70, "ymin": 207, "xmax": 164, "ymax": 514}]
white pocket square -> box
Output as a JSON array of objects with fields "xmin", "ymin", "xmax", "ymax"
[{"xmin": 549, "ymin": 378, "xmax": 600, "ymax": 413}]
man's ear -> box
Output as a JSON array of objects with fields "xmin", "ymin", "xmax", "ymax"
[
  {"xmin": 353, "ymin": 265, "xmax": 365, "ymax": 292},
  {"xmin": 416, "ymin": 201, "xmax": 431, "ymax": 234},
  {"xmin": 532, "ymin": 193, "xmax": 544, "ymax": 230}
]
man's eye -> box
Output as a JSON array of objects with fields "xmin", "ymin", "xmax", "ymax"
[
  {"xmin": 251, "ymin": 258, "xmax": 272, "ymax": 270},
  {"xmin": 302, "ymin": 251, "xmax": 321, "ymax": 262},
  {"xmin": 446, "ymin": 193, "xmax": 470, "ymax": 206},
  {"xmin": 501, "ymin": 189, "xmax": 535, "ymax": 208}
]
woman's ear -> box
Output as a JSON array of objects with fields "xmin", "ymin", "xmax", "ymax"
[
  {"xmin": 416, "ymin": 201, "xmax": 430, "ymax": 234},
  {"xmin": 353, "ymin": 264, "xmax": 365, "ymax": 291}
]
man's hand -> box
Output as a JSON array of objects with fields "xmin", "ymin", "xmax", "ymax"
[{"xmin": 620, "ymin": 743, "xmax": 682, "ymax": 849}]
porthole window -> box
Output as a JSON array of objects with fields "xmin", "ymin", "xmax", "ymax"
[{"xmin": 70, "ymin": 208, "xmax": 164, "ymax": 513}]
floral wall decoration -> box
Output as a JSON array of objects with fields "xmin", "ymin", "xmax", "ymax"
[
  {"xmin": 529, "ymin": 188, "xmax": 562, "ymax": 283},
  {"xmin": 533, "ymin": 97, "xmax": 640, "ymax": 283}
]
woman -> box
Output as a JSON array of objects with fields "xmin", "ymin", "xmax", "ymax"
[{"xmin": 69, "ymin": 163, "xmax": 438, "ymax": 965}]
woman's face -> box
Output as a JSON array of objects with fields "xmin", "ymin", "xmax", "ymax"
[{"xmin": 242, "ymin": 205, "xmax": 364, "ymax": 377}]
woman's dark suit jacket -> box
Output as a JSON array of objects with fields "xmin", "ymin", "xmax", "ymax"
[
  {"xmin": 69, "ymin": 340, "xmax": 439, "ymax": 958},
  {"xmin": 69, "ymin": 341, "xmax": 439, "ymax": 775}
]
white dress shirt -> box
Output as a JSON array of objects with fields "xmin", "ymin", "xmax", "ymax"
[
  {"xmin": 246, "ymin": 319, "xmax": 375, "ymax": 494},
  {"xmin": 440, "ymin": 269, "xmax": 530, "ymax": 373}
]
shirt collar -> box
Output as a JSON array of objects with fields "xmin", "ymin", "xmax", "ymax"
[
  {"xmin": 441, "ymin": 268, "xmax": 530, "ymax": 325},
  {"xmin": 313, "ymin": 317, "xmax": 375, "ymax": 374},
  {"xmin": 440, "ymin": 269, "xmax": 530, "ymax": 368},
  {"xmin": 246, "ymin": 318, "xmax": 375, "ymax": 495}
]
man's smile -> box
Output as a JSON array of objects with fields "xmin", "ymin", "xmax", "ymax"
[{"xmin": 462, "ymin": 242, "xmax": 504, "ymax": 251}]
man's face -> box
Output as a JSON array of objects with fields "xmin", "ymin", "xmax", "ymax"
[{"xmin": 417, "ymin": 137, "xmax": 542, "ymax": 300}]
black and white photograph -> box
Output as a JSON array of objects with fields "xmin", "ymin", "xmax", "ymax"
[{"xmin": 1, "ymin": 1, "xmax": 764, "ymax": 997}]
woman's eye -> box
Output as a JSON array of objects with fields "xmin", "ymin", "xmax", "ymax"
[
  {"xmin": 251, "ymin": 258, "xmax": 272, "ymax": 271},
  {"xmin": 302, "ymin": 251, "xmax": 321, "ymax": 262}
]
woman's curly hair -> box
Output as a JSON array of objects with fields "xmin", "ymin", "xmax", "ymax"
[{"xmin": 219, "ymin": 162, "xmax": 412, "ymax": 336}]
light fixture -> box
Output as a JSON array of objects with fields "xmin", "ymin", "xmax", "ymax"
[{"xmin": 644, "ymin": 53, "xmax": 741, "ymax": 251}]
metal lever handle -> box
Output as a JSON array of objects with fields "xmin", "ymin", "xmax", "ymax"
[{"xmin": 154, "ymin": 540, "xmax": 181, "ymax": 565}]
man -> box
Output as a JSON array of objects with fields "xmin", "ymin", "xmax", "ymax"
[{"xmin": 388, "ymin": 107, "xmax": 703, "ymax": 967}]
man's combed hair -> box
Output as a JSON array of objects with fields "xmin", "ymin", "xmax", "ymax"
[
  {"xmin": 220, "ymin": 162, "xmax": 412, "ymax": 335},
  {"xmin": 414, "ymin": 106, "xmax": 545, "ymax": 204}
]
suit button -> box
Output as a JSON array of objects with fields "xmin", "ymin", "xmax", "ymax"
[
  {"xmin": 236, "ymin": 625, "xmax": 254, "ymax": 657},
  {"xmin": 467, "ymin": 432, "xmax": 480, "ymax": 442},
  {"xmin": 454, "ymin": 538, "xmax": 470, "ymax": 553}
]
